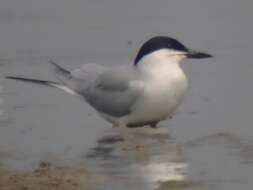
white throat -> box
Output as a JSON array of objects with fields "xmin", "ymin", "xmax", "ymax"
[
  {"xmin": 126, "ymin": 49, "xmax": 188, "ymax": 125},
  {"xmin": 137, "ymin": 49, "xmax": 187, "ymax": 77}
]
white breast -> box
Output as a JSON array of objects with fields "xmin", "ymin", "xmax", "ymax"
[{"xmin": 123, "ymin": 56, "xmax": 188, "ymax": 125}]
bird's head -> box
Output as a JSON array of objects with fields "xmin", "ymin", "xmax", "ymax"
[{"xmin": 134, "ymin": 36, "xmax": 212, "ymax": 65}]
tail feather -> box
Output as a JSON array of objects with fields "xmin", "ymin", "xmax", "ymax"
[
  {"xmin": 6, "ymin": 60, "xmax": 78, "ymax": 95},
  {"xmin": 5, "ymin": 76, "xmax": 59, "ymax": 86},
  {"xmin": 49, "ymin": 60, "xmax": 72, "ymax": 83},
  {"xmin": 48, "ymin": 60, "xmax": 80, "ymax": 93},
  {"xmin": 5, "ymin": 76, "xmax": 77, "ymax": 95}
]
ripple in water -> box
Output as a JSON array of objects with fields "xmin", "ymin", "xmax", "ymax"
[{"xmin": 85, "ymin": 127, "xmax": 189, "ymax": 190}]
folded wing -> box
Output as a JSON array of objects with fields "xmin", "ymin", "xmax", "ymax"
[{"xmin": 70, "ymin": 64, "xmax": 141, "ymax": 117}]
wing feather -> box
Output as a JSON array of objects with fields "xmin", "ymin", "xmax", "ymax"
[{"xmin": 72, "ymin": 64, "xmax": 140, "ymax": 117}]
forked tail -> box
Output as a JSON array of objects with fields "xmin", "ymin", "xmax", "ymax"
[
  {"xmin": 5, "ymin": 60, "xmax": 77, "ymax": 95},
  {"xmin": 48, "ymin": 60, "xmax": 72, "ymax": 83}
]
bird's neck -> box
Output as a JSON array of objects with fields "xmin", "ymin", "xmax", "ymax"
[
  {"xmin": 137, "ymin": 51, "xmax": 186, "ymax": 79},
  {"xmin": 137, "ymin": 51, "xmax": 188, "ymax": 103}
]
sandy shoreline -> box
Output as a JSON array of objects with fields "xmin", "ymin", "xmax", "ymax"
[{"xmin": 0, "ymin": 162, "xmax": 93, "ymax": 190}]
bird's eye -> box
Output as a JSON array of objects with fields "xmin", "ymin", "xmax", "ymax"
[{"xmin": 167, "ymin": 44, "xmax": 173, "ymax": 49}]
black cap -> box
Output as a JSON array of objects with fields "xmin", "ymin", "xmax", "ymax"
[{"xmin": 134, "ymin": 36, "xmax": 212, "ymax": 65}]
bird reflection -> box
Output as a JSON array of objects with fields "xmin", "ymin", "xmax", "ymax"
[{"xmin": 85, "ymin": 127, "xmax": 189, "ymax": 190}]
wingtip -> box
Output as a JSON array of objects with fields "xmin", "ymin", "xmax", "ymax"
[
  {"xmin": 48, "ymin": 59, "xmax": 59, "ymax": 68},
  {"xmin": 48, "ymin": 59, "xmax": 56, "ymax": 65},
  {"xmin": 48, "ymin": 59, "xmax": 71, "ymax": 75},
  {"xmin": 5, "ymin": 76, "xmax": 17, "ymax": 80}
]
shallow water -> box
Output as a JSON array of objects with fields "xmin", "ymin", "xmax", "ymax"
[{"xmin": 1, "ymin": 0, "xmax": 253, "ymax": 189}]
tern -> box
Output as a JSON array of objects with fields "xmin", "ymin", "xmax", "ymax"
[{"xmin": 6, "ymin": 36, "xmax": 212, "ymax": 128}]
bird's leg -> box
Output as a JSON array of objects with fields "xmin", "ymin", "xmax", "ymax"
[
  {"xmin": 112, "ymin": 120, "xmax": 148, "ymax": 152},
  {"xmin": 112, "ymin": 121, "xmax": 144, "ymax": 151},
  {"xmin": 149, "ymin": 121, "xmax": 158, "ymax": 128},
  {"xmin": 112, "ymin": 120, "xmax": 125, "ymax": 128},
  {"xmin": 112, "ymin": 120, "xmax": 133, "ymax": 141}
]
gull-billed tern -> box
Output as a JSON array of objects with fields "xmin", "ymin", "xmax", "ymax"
[{"xmin": 6, "ymin": 36, "xmax": 212, "ymax": 128}]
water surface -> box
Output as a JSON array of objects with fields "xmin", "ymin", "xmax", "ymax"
[{"xmin": 1, "ymin": 0, "xmax": 253, "ymax": 189}]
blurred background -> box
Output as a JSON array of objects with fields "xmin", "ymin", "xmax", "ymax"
[{"xmin": 0, "ymin": 0, "xmax": 253, "ymax": 189}]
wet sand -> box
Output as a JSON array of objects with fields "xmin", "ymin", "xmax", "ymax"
[
  {"xmin": 1, "ymin": 0, "xmax": 253, "ymax": 189},
  {"xmin": 0, "ymin": 163, "xmax": 92, "ymax": 190},
  {"xmin": 1, "ymin": 129, "xmax": 252, "ymax": 190}
]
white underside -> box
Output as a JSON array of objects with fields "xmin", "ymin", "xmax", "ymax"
[
  {"xmin": 51, "ymin": 49, "xmax": 188, "ymax": 127},
  {"xmin": 101, "ymin": 50, "xmax": 188, "ymax": 127}
]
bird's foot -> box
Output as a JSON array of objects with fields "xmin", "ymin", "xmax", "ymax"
[
  {"xmin": 149, "ymin": 121, "xmax": 158, "ymax": 128},
  {"xmin": 112, "ymin": 120, "xmax": 126, "ymax": 128}
]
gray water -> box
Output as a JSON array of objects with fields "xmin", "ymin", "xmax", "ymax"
[{"xmin": 1, "ymin": 0, "xmax": 253, "ymax": 189}]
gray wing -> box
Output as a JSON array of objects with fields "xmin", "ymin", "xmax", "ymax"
[
  {"xmin": 70, "ymin": 63, "xmax": 108, "ymax": 90},
  {"xmin": 71, "ymin": 64, "xmax": 141, "ymax": 117}
]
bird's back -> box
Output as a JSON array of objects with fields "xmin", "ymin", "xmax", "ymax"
[{"xmin": 68, "ymin": 64, "xmax": 141, "ymax": 118}]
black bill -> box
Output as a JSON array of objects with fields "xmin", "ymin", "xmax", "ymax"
[{"xmin": 187, "ymin": 50, "xmax": 213, "ymax": 59}]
